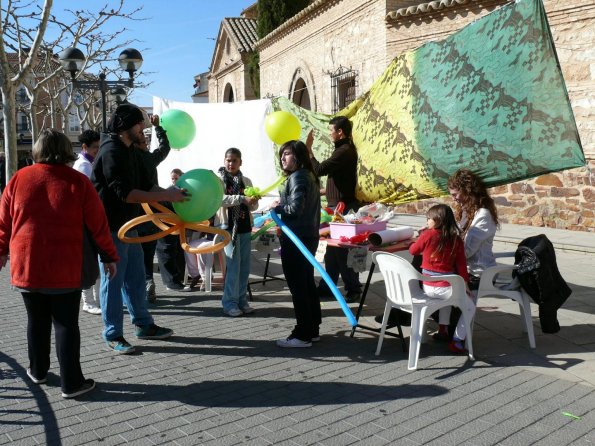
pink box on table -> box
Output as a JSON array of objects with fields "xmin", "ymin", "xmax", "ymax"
[{"xmin": 329, "ymin": 221, "xmax": 387, "ymax": 240}]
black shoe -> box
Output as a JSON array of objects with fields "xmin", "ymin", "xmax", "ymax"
[
  {"xmin": 345, "ymin": 291, "xmax": 361, "ymax": 303},
  {"xmin": 166, "ymin": 282, "xmax": 185, "ymax": 291},
  {"xmin": 62, "ymin": 379, "xmax": 95, "ymax": 399}
]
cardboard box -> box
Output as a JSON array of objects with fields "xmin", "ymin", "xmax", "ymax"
[{"xmin": 330, "ymin": 221, "xmax": 387, "ymax": 240}]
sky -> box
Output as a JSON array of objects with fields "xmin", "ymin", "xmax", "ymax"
[{"xmin": 51, "ymin": 1, "xmax": 256, "ymax": 107}]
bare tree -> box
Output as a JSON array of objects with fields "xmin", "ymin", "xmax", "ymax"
[
  {"xmin": 0, "ymin": 0, "xmax": 53, "ymax": 179},
  {"xmin": 0, "ymin": 0, "xmax": 144, "ymax": 180}
]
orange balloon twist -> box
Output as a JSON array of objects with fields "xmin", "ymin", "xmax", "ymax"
[{"xmin": 117, "ymin": 202, "xmax": 230, "ymax": 254}]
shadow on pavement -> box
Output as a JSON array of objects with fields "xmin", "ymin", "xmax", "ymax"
[
  {"xmin": 0, "ymin": 353, "xmax": 62, "ymax": 446},
  {"xmin": 82, "ymin": 379, "xmax": 449, "ymax": 407}
]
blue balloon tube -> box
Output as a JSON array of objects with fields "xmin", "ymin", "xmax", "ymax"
[{"xmin": 270, "ymin": 210, "xmax": 357, "ymax": 327}]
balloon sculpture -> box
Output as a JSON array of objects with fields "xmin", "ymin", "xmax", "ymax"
[
  {"xmin": 264, "ymin": 110, "xmax": 301, "ymax": 145},
  {"xmin": 118, "ymin": 169, "xmax": 230, "ymax": 255},
  {"xmin": 160, "ymin": 109, "xmax": 196, "ymax": 149},
  {"xmin": 244, "ymin": 176, "xmax": 285, "ymax": 199}
]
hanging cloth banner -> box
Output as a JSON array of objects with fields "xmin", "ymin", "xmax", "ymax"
[{"xmin": 273, "ymin": 0, "xmax": 585, "ymax": 204}]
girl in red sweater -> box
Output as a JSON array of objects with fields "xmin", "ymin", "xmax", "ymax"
[{"xmin": 408, "ymin": 204, "xmax": 470, "ymax": 343}]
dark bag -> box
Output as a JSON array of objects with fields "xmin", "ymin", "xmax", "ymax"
[{"xmin": 81, "ymin": 226, "xmax": 100, "ymax": 289}]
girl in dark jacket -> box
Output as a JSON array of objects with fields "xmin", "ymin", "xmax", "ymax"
[{"xmin": 271, "ymin": 140, "xmax": 321, "ymax": 348}]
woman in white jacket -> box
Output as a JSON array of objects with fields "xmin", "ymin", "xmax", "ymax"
[
  {"xmin": 447, "ymin": 168, "xmax": 499, "ymax": 353},
  {"xmin": 216, "ymin": 148, "xmax": 259, "ymax": 317}
]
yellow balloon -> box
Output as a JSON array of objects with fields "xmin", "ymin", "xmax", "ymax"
[{"xmin": 264, "ymin": 111, "xmax": 301, "ymax": 145}]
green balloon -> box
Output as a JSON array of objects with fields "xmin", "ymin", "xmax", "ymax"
[
  {"xmin": 172, "ymin": 169, "xmax": 223, "ymax": 223},
  {"xmin": 160, "ymin": 109, "xmax": 196, "ymax": 149}
]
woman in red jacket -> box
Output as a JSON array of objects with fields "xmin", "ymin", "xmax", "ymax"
[{"xmin": 0, "ymin": 129, "xmax": 119, "ymax": 399}]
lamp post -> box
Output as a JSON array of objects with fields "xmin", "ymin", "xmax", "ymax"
[{"xmin": 59, "ymin": 47, "xmax": 143, "ymax": 132}]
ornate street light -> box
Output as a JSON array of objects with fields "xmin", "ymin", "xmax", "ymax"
[{"xmin": 59, "ymin": 47, "xmax": 143, "ymax": 132}]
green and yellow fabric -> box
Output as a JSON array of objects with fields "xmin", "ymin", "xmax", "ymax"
[{"xmin": 273, "ymin": 0, "xmax": 585, "ymax": 204}]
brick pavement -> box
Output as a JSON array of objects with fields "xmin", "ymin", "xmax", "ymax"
[{"xmin": 1, "ymin": 224, "xmax": 594, "ymax": 445}]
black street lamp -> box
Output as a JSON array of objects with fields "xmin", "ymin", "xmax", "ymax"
[{"xmin": 59, "ymin": 47, "xmax": 143, "ymax": 132}]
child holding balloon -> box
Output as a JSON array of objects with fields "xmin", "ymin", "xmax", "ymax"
[{"xmin": 217, "ymin": 148, "xmax": 259, "ymax": 317}]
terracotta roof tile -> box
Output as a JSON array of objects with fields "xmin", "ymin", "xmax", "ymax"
[
  {"xmin": 386, "ymin": 0, "xmax": 477, "ymax": 20},
  {"xmin": 224, "ymin": 17, "xmax": 258, "ymax": 53}
]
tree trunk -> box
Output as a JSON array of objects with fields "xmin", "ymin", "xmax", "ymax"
[
  {"xmin": 28, "ymin": 90, "xmax": 39, "ymax": 147},
  {"xmin": 2, "ymin": 84, "xmax": 18, "ymax": 181}
]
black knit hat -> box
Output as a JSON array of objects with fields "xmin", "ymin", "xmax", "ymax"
[{"xmin": 107, "ymin": 104, "xmax": 145, "ymax": 133}]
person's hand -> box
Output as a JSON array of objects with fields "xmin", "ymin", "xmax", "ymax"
[
  {"xmin": 166, "ymin": 188, "xmax": 191, "ymax": 203},
  {"xmin": 269, "ymin": 200, "xmax": 280, "ymax": 210},
  {"xmin": 104, "ymin": 262, "xmax": 117, "ymax": 280},
  {"xmin": 150, "ymin": 114, "xmax": 160, "ymax": 127},
  {"xmin": 0, "ymin": 254, "xmax": 7, "ymax": 271},
  {"xmin": 306, "ymin": 129, "xmax": 314, "ymax": 155},
  {"xmin": 244, "ymin": 196, "xmax": 259, "ymax": 206}
]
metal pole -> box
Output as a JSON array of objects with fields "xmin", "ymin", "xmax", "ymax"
[{"xmin": 99, "ymin": 72, "xmax": 107, "ymax": 133}]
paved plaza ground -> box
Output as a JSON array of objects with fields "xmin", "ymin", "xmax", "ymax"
[{"xmin": 1, "ymin": 217, "xmax": 594, "ymax": 445}]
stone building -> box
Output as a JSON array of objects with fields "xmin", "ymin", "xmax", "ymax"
[
  {"xmin": 256, "ymin": 0, "xmax": 594, "ymax": 231},
  {"xmin": 208, "ymin": 5, "xmax": 258, "ymax": 103}
]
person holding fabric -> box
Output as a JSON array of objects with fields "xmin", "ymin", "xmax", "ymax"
[
  {"xmin": 446, "ymin": 168, "xmax": 499, "ymax": 353},
  {"xmin": 73, "ymin": 129, "xmax": 102, "ymax": 314},
  {"xmin": 270, "ymin": 140, "xmax": 322, "ymax": 348},
  {"xmin": 0, "ymin": 129, "xmax": 118, "ymax": 398},
  {"xmin": 92, "ymin": 103, "xmax": 188, "ymax": 354},
  {"xmin": 307, "ymin": 116, "xmax": 362, "ymax": 302},
  {"xmin": 217, "ymin": 148, "xmax": 259, "ymax": 316}
]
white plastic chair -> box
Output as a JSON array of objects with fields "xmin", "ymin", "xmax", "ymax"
[
  {"xmin": 203, "ymin": 233, "xmax": 226, "ymax": 293},
  {"xmin": 476, "ymin": 265, "xmax": 536, "ymax": 349},
  {"xmin": 373, "ymin": 252, "xmax": 475, "ymax": 370}
]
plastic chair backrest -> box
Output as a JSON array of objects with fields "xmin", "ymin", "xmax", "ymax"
[{"xmin": 373, "ymin": 252, "xmax": 423, "ymax": 307}]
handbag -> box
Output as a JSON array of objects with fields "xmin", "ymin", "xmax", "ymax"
[{"xmin": 80, "ymin": 225, "xmax": 100, "ymax": 288}]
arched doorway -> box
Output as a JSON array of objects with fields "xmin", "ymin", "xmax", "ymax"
[
  {"xmin": 223, "ymin": 83, "xmax": 234, "ymax": 103},
  {"xmin": 291, "ymin": 77, "xmax": 311, "ymax": 110}
]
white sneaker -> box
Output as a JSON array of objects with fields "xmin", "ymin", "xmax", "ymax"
[
  {"xmin": 276, "ymin": 336, "xmax": 312, "ymax": 348},
  {"xmin": 224, "ymin": 308, "xmax": 243, "ymax": 317},
  {"xmin": 82, "ymin": 305, "xmax": 102, "ymax": 315},
  {"xmin": 240, "ymin": 305, "xmax": 255, "ymax": 314}
]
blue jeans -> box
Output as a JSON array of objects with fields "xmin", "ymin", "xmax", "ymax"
[
  {"xmin": 100, "ymin": 231, "xmax": 153, "ymax": 341},
  {"xmin": 222, "ymin": 231, "xmax": 251, "ymax": 312}
]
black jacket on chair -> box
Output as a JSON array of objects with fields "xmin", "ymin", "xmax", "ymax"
[{"xmin": 514, "ymin": 234, "xmax": 571, "ymax": 333}]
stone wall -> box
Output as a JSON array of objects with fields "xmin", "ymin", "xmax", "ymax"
[
  {"xmin": 392, "ymin": 159, "xmax": 595, "ymax": 232},
  {"xmin": 258, "ymin": 0, "xmax": 389, "ymax": 114}
]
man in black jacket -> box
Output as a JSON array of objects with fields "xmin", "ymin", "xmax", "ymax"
[
  {"xmin": 92, "ymin": 104, "xmax": 188, "ymax": 354},
  {"xmin": 307, "ymin": 116, "xmax": 362, "ymax": 302}
]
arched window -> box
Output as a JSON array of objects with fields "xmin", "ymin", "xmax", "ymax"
[
  {"xmin": 223, "ymin": 83, "xmax": 234, "ymax": 103},
  {"xmin": 291, "ymin": 78, "xmax": 311, "ymax": 110}
]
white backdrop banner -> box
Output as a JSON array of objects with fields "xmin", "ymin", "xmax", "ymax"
[{"xmin": 152, "ymin": 97, "xmax": 280, "ymax": 205}]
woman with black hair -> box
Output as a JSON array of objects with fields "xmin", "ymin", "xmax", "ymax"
[{"xmin": 270, "ymin": 140, "xmax": 321, "ymax": 348}]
